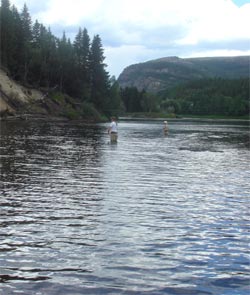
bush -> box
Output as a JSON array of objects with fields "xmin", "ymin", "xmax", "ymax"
[
  {"xmin": 62, "ymin": 107, "xmax": 79, "ymax": 120},
  {"xmin": 51, "ymin": 92, "xmax": 65, "ymax": 104},
  {"xmin": 80, "ymin": 102, "xmax": 102, "ymax": 120}
]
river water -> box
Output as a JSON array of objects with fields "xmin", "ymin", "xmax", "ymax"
[{"xmin": 0, "ymin": 119, "xmax": 249, "ymax": 295}]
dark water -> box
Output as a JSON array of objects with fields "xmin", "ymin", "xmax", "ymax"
[{"xmin": 0, "ymin": 119, "xmax": 249, "ymax": 295}]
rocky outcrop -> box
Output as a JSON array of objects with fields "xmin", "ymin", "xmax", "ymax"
[{"xmin": 118, "ymin": 56, "xmax": 250, "ymax": 93}]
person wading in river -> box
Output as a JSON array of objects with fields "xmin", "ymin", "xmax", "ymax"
[
  {"xmin": 108, "ymin": 117, "xmax": 118, "ymax": 143},
  {"xmin": 163, "ymin": 120, "xmax": 168, "ymax": 135}
]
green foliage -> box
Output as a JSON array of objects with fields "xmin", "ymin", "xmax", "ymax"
[
  {"xmin": 121, "ymin": 77, "xmax": 249, "ymax": 118},
  {"xmin": 159, "ymin": 78, "xmax": 249, "ymax": 116},
  {"xmin": 141, "ymin": 92, "xmax": 160, "ymax": 112},
  {"xmin": 126, "ymin": 112, "xmax": 176, "ymax": 118},
  {"xmin": 51, "ymin": 92, "xmax": 65, "ymax": 104},
  {"xmin": 89, "ymin": 34, "xmax": 110, "ymax": 111},
  {"xmin": 120, "ymin": 87, "xmax": 144, "ymax": 112},
  {"xmin": 160, "ymin": 99, "xmax": 180, "ymax": 114},
  {"xmin": 104, "ymin": 78, "xmax": 122, "ymax": 117},
  {"xmin": 80, "ymin": 101, "xmax": 102, "ymax": 120},
  {"xmin": 120, "ymin": 87, "xmax": 160, "ymax": 113},
  {"xmin": 0, "ymin": 0, "xmax": 121, "ymax": 119}
]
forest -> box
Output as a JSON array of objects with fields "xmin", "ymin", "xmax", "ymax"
[
  {"xmin": 159, "ymin": 78, "xmax": 249, "ymax": 116},
  {"xmin": 0, "ymin": 0, "xmax": 121, "ymax": 118},
  {"xmin": 120, "ymin": 77, "xmax": 249, "ymax": 117},
  {"xmin": 1, "ymin": 0, "xmax": 249, "ymax": 119}
]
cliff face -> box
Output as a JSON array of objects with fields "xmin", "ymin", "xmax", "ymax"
[{"xmin": 117, "ymin": 56, "xmax": 250, "ymax": 93}]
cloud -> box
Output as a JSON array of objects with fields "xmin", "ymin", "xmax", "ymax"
[{"xmin": 10, "ymin": 0, "xmax": 250, "ymax": 77}]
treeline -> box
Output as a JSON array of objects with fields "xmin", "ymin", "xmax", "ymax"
[
  {"xmin": 121, "ymin": 77, "xmax": 249, "ymax": 117},
  {"xmin": 1, "ymin": 1, "xmax": 248, "ymax": 118},
  {"xmin": 160, "ymin": 78, "xmax": 249, "ymax": 116},
  {"xmin": 0, "ymin": 0, "xmax": 121, "ymax": 116},
  {"xmin": 121, "ymin": 87, "xmax": 159, "ymax": 113}
]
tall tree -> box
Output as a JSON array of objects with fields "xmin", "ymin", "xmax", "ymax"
[
  {"xmin": 107, "ymin": 77, "xmax": 122, "ymax": 116},
  {"xmin": 9, "ymin": 5, "xmax": 23, "ymax": 78},
  {"xmin": 20, "ymin": 3, "xmax": 32, "ymax": 83},
  {"xmin": 0, "ymin": 0, "xmax": 13, "ymax": 69},
  {"xmin": 73, "ymin": 27, "xmax": 91, "ymax": 100},
  {"xmin": 74, "ymin": 28, "xmax": 83, "ymax": 65},
  {"xmin": 57, "ymin": 32, "xmax": 74, "ymax": 92},
  {"xmin": 89, "ymin": 34, "xmax": 110, "ymax": 111}
]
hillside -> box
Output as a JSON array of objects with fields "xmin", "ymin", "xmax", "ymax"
[
  {"xmin": 118, "ymin": 56, "xmax": 250, "ymax": 93},
  {"xmin": 0, "ymin": 69, "xmax": 46, "ymax": 117},
  {"xmin": 0, "ymin": 69, "xmax": 100, "ymax": 121}
]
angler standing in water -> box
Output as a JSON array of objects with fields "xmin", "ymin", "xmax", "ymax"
[
  {"xmin": 163, "ymin": 120, "xmax": 168, "ymax": 135},
  {"xmin": 108, "ymin": 117, "xmax": 118, "ymax": 143}
]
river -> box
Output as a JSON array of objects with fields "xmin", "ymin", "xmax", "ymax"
[{"xmin": 0, "ymin": 119, "xmax": 249, "ymax": 295}]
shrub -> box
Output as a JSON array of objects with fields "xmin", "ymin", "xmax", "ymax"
[
  {"xmin": 80, "ymin": 102, "xmax": 102, "ymax": 120},
  {"xmin": 51, "ymin": 92, "xmax": 65, "ymax": 104}
]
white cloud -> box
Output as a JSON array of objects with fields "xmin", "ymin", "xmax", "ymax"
[
  {"xmin": 176, "ymin": 0, "xmax": 250, "ymax": 45},
  {"xmin": 10, "ymin": 0, "xmax": 250, "ymax": 77},
  {"xmin": 36, "ymin": 0, "xmax": 103, "ymax": 26},
  {"xmin": 105, "ymin": 44, "xmax": 169, "ymax": 78}
]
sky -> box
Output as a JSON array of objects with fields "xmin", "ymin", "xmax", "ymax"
[{"xmin": 10, "ymin": 0, "xmax": 250, "ymax": 78}]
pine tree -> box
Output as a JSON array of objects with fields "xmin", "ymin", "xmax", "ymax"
[
  {"xmin": 0, "ymin": 0, "xmax": 13, "ymax": 69},
  {"xmin": 32, "ymin": 19, "xmax": 41, "ymax": 48},
  {"xmin": 58, "ymin": 31, "xmax": 73, "ymax": 92},
  {"xmin": 20, "ymin": 3, "xmax": 32, "ymax": 83},
  {"xmin": 10, "ymin": 5, "xmax": 23, "ymax": 78},
  {"xmin": 81, "ymin": 28, "xmax": 90, "ymax": 69},
  {"xmin": 73, "ymin": 27, "xmax": 91, "ymax": 100},
  {"xmin": 73, "ymin": 28, "xmax": 82, "ymax": 66},
  {"xmin": 89, "ymin": 34, "xmax": 110, "ymax": 111},
  {"xmin": 0, "ymin": 0, "xmax": 115, "ymax": 117},
  {"xmin": 108, "ymin": 77, "xmax": 122, "ymax": 116}
]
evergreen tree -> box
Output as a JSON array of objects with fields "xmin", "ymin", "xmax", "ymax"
[
  {"xmin": 57, "ymin": 32, "xmax": 75, "ymax": 93},
  {"xmin": 74, "ymin": 28, "xmax": 83, "ymax": 65},
  {"xmin": 89, "ymin": 34, "xmax": 110, "ymax": 111},
  {"xmin": 73, "ymin": 27, "xmax": 91, "ymax": 100},
  {"xmin": 0, "ymin": 0, "xmax": 13, "ymax": 69},
  {"xmin": 121, "ymin": 87, "xmax": 144, "ymax": 112},
  {"xmin": 0, "ymin": 0, "xmax": 123, "ymax": 118},
  {"xmin": 28, "ymin": 20, "xmax": 44, "ymax": 84},
  {"xmin": 106, "ymin": 76, "xmax": 122, "ymax": 116},
  {"xmin": 32, "ymin": 19, "xmax": 41, "ymax": 48},
  {"xmin": 20, "ymin": 3, "xmax": 32, "ymax": 42},
  {"xmin": 20, "ymin": 3, "xmax": 32, "ymax": 83}
]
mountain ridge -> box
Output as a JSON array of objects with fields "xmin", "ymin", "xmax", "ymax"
[{"xmin": 117, "ymin": 55, "xmax": 250, "ymax": 93}]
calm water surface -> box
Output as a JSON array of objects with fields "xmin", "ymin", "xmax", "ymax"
[{"xmin": 0, "ymin": 119, "xmax": 249, "ymax": 295}]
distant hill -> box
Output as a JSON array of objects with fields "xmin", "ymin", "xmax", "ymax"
[{"xmin": 117, "ymin": 56, "xmax": 250, "ymax": 93}]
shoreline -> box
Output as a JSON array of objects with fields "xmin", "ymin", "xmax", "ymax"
[
  {"xmin": 0, "ymin": 113, "xmax": 102, "ymax": 123},
  {"xmin": 1, "ymin": 113, "xmax": 249, "ymax": 123},
  {"xmin": 119, "ymin": 116, "xmax": 250, "ymax": 122}
]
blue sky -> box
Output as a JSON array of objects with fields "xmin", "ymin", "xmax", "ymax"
[
  {"xmin": 232, "ymin": 0, "xmax": 250, "ymax": 6},
  {"xmin": 10, "ymin": 0, "xmax": 250, "ymax": 78}
]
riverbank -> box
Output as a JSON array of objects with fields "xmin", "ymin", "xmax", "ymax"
[
  {"xmin": 179, "ymin": 114, "xmax": 250, "ymax": 120},
  {"xmin": 120, "ymin": 112, "xmax": 249, "ymax": 121},
  {"xmin": 0, "ymin": 68, "xmax": 107, "ymax": 123}
]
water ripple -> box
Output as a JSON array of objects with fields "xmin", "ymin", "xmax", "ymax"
[{"xmin": 0, "ymin": 119, "xmax": 249, "ymax": 294}]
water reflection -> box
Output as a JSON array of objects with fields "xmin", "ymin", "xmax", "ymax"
[{"xmin": 0, "ymin": 119, "xmax": 249, "ymax": 294}]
